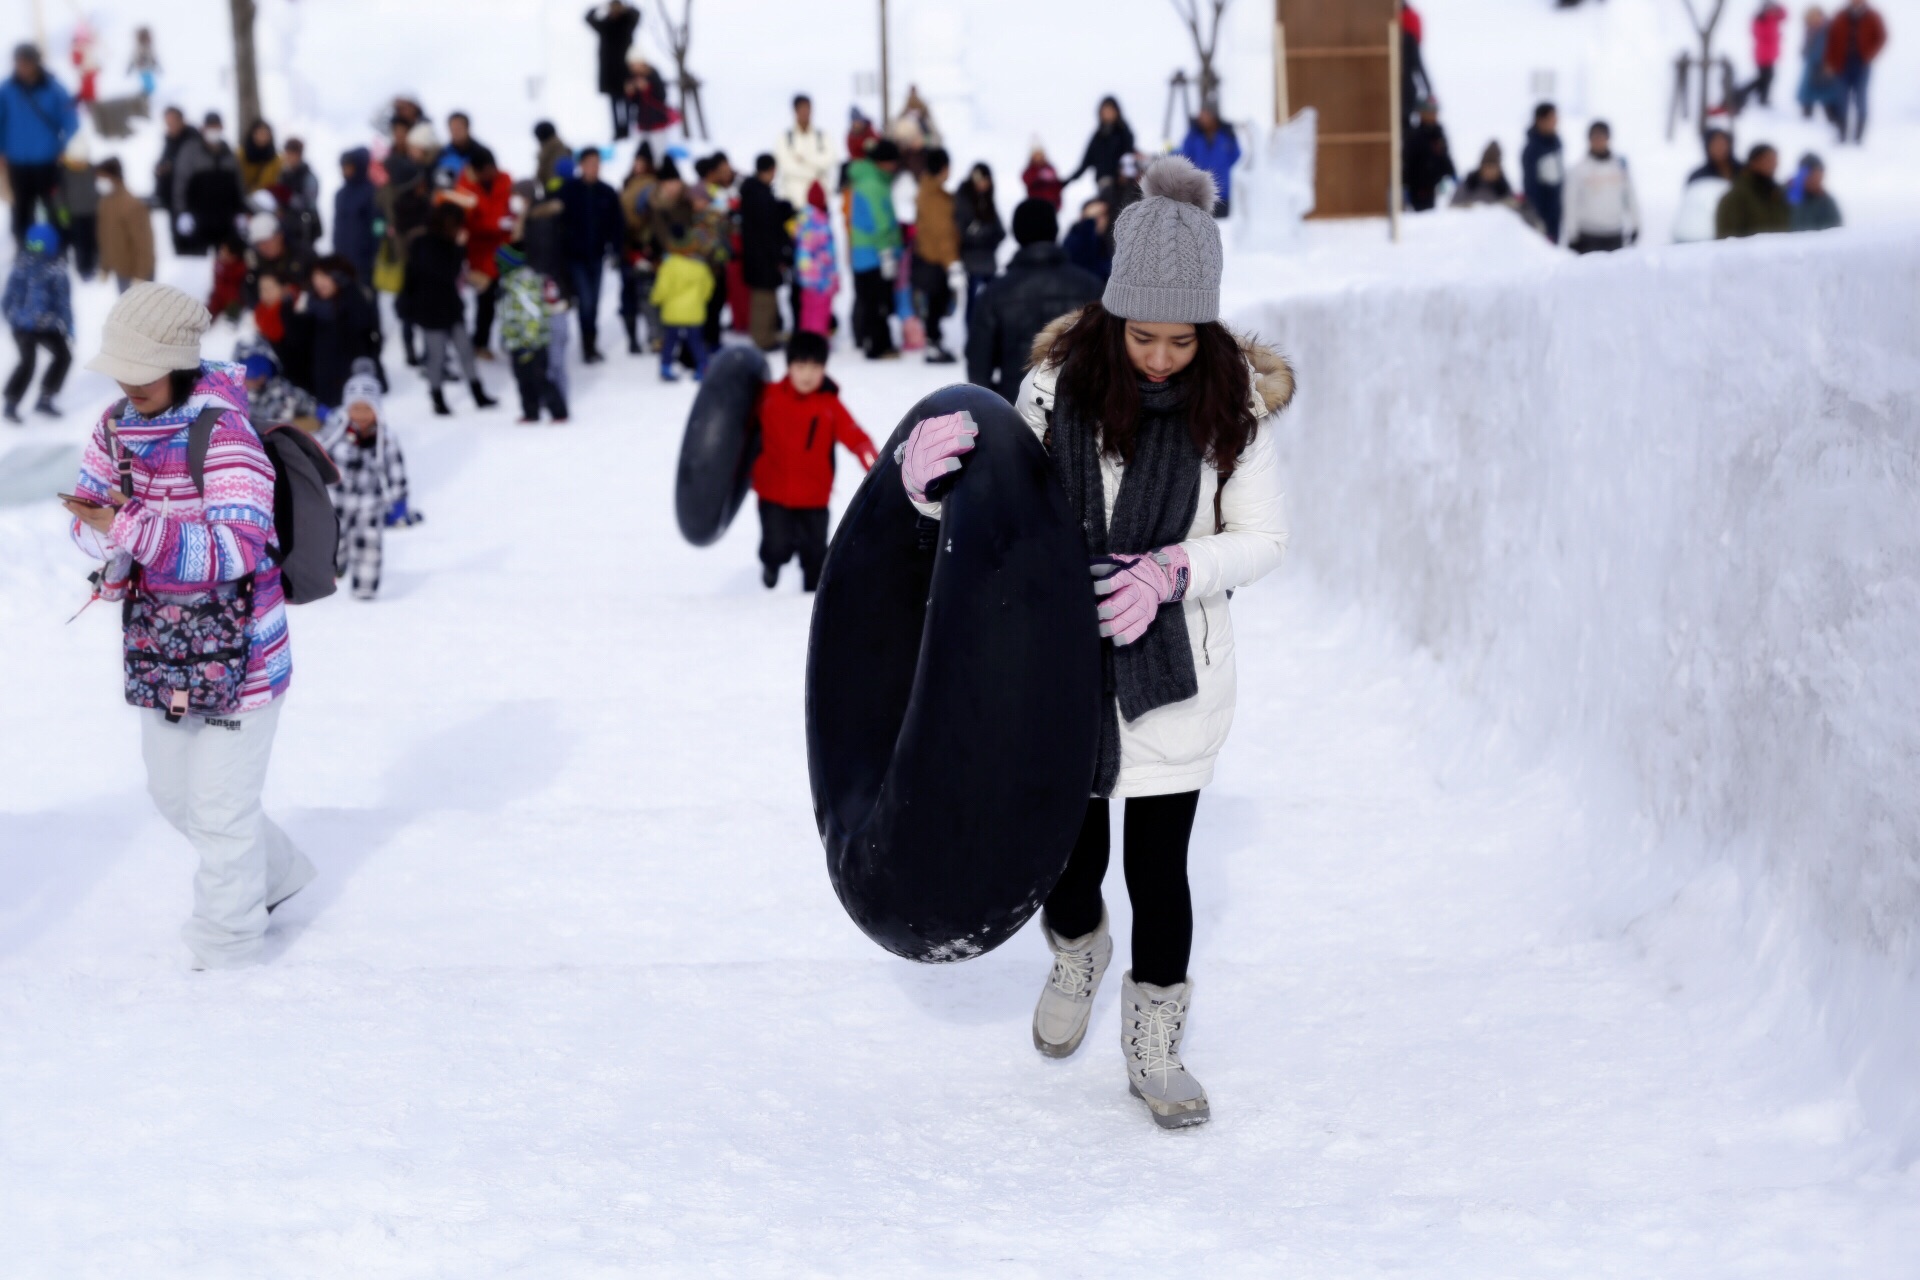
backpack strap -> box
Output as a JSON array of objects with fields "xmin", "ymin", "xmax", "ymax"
[
  {"xmin": 105, "ymin": 398, "xmax": 135, "ymax": 501},
  {"xmin": 186, "ymin": 404, "xmax": 224, "ymax": 496}
]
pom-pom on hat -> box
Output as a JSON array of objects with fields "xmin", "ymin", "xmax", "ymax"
[
  {"xmin": 1102, "ymin": 155, "xmax": 1223, "ymax": 325},
  {"xmin": 86, "ymin": 283, "xmax": 211, "ymax": 387}
]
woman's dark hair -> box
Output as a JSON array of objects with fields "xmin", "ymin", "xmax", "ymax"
[
  {"xmin": 1047, "ymin": 300, "xmax": 1259, "ymax": 479},
  {"xmin": 166, "ymin": 368, "xmax": 199, "ymax": 410},
  {"xmin": 430, "ymin": 201, "xmax": 467, "ymax": 238}
]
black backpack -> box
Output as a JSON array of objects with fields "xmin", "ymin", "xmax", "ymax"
[{"xmin": 114, "ymin": 400, "xmax": 342, "ymax": 604}]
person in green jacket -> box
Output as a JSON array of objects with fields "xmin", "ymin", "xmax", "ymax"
[
  {"xmin": 496, "ymin": 244, "xmax": 569, "ymax": 424},
  {"xmin": 1789, "ymin": 153, "xmax": 1844, "ymax": 232},
  {"xmin": 1715, "ymin": 144, "xmax": 1792, "ymax": 239},
  {"xmin": 846, "ymin": 138, "xmax": 902, "ymax": 359}
]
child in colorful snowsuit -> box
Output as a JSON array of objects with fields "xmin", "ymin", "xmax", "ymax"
[
  {"xmin": 750, "ymin": 330, "xmax": 876, "ymax": 590},
  {"xmin": 793, "ymin": 181, "xmax": 839, "ymax": 338},
  {"xmin": 318, "ymin": 362, "xmax": 413, "ymax": 600},
  {"xmin": 650, "ymin": 235, "xmax": 714, "ymax": 381},
  {"xmin": 3, "ymin": 222, "xmax": 74, "ymax": 422},
  {"xmin": 497, "ymin": 244, "xmax": 569, "ymax": 423}
]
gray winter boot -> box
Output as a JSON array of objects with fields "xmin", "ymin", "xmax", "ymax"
[
  {"xmin": 1120, "ymin": 971, "xmax": 1210, "ymax": 1129},
  {"xmin": 1032, "ymin": 911, "xmax": 1113, "ymax": 1058}
]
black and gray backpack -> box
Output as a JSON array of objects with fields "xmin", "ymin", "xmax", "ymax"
[{"xmin": 115, "ymin": 400, "xmax": 342, "ymax": 604}]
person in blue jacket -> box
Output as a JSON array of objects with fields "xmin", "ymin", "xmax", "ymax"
[
  {"xmin": 0, "ymin": 45, "xmax": 79, "ymax": 247},
  {"xmin": 1178, "ymin": 107, "xmax": 1241, "ymax": 217},
  {"xmin": 1520, "ymin": 101, "xmax": 1565, "ymax": 243},
  {"xmin": 3, "ymin": 222, "xmax": 73, "ymax": 421},
  {"xmin": 332, "ymin": 147, "xmax": 379, "ymax": 287}
]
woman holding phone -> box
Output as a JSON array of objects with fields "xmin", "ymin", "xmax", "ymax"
[
  {"xmin": 62, "ymin": 283, "xmax": 312, "ymax": 971},
  {"xmin": 896, "ymin": 156, "xmax": 1294, "ymax": 1128}
]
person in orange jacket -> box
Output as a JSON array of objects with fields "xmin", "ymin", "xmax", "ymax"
[
  {"xmin": 452, "ymin": 149, "xmax": 515, "ymax": 354},
  {"xmin": 750, "ymin": 330, "xmax": 877, "ymax": 591}
]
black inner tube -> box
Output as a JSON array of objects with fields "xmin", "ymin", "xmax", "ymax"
[
  {"xmin": 806, "ymin": 384, "xmax": 1102, "ymax": 961},
  {"xmin": 674, "ymin": 346, "xmax": 768, "ymax": 547}
]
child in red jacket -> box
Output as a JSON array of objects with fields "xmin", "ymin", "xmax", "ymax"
[{"xmin": 752, "ymin": 331, "xmax": 878, "ymax": 590}]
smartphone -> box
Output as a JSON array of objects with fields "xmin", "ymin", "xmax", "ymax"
[{"xmin": 57, "ymin": 493, "xmax": 107, "ymax": 509}]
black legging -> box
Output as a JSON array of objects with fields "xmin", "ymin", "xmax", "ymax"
[{"xmin": 1044, "ymin": 792, "xmax": 1199, "ymax": 987}]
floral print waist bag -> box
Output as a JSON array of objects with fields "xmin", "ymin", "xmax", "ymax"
[{"xmin": 109, "ymin": 411, "xmax": 255, "ymax": 723}]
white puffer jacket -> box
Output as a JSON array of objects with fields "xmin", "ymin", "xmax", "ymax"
[{"xmin": 917, "ymin": 310, "xmax": 1295, "ymax": 797}]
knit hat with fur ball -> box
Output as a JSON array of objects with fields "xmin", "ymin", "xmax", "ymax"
[
  {"xmin": 86, "ymin": 282, "xmax": 210, "ymax": 386},
  {"xmin": 1102, "ymin": 155, "xmax": 1223, "ymax": 324}
]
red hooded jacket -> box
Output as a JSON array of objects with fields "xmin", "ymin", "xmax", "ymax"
[
  {"xmin": 751, "ymin": 374, "xmax": 878, "ymax": 509},
  {"xmin": 458, "ymin": 169, "xmax": 515, "ymax": 280}
]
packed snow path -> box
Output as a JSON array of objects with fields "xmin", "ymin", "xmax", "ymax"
[{"xmin": 1, "ymin": 348, "xmax": 1915, "ymax": 1275}]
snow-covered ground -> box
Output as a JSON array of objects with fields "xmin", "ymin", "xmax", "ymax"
[
  {"xmin": 6, "ymin": 322, "xmax": 1920, "ymax": 1273},
  {"xmin": 4, "ymin": 0, "xmax": 1920, "ymax": 1272}
]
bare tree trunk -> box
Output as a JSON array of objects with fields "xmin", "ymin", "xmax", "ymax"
[
  {"xmin": 230, "ymin": 0, "xmax": 261, "ymax": 129},
  {"xmin": 1680, "ymin": 0, "xmax": 1727, "ymax": 130},
  {"xmin": 1170, "ymin": 0, "xmax": 1230, "ymax": 115}
]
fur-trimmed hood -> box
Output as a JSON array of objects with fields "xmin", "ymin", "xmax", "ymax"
[{"xmin": 1027, "ymin": 306, "xmax": 1295, "ymax": 417}]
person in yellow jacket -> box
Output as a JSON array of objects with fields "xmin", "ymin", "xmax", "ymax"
[{"xmin": 650, "ymin": 239, "xmax": 715, "ymax": 381}]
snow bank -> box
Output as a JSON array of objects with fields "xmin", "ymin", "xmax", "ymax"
[{"xmin": 1235, "ymin": 228, "xmax": 1920, "ymax": 1150}]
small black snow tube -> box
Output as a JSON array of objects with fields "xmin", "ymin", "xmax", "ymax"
[
  {"xmin": 674, "ymin": 346, "xmax": 768, "ymax": 546},
  {"xmin": 805, "ymin": 384, "xmax": 1102, "ymax": 962}
]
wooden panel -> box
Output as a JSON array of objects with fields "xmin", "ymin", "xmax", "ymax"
[
  {"xmin": 1287, "ymin": 55, "xmax": 1389, "ymax": 135},
  {"xmin": 1314, "ymin": 141, "xmax": 1391, "ymax": 218},
  {"xmin": 1279, "ymin": 0, "xmax": 1397, "ymax": 219},
  {"xmin": 1278, "ymin": 0, "xmax": 1394, "ymax": 48}
]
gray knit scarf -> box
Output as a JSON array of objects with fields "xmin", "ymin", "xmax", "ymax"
[{"xmin": 1050, "ymin": 377, "xmax": 1203, "ymax": 796}]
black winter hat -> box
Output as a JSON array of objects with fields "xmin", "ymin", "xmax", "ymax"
[
  {"xmin": 869, "ymin": 139, "xmax": 902, "ymax": 164},
  {"xmin": 1012, "ymin": 198, "xmax": 1058, "ymax": 247}
]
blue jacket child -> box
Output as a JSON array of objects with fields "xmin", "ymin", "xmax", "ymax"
[{"xmin": 3, "ymin": 221, "xmax": 74, "ymax": 420}]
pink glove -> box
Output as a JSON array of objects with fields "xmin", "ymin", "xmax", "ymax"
[
  {"xmin": 1091, "ymin": 547, "xmax": 1191, "ymax": 646},
  {"xmin": 896, "ymin": 411, "xmax": 978, "ymax": 504}
]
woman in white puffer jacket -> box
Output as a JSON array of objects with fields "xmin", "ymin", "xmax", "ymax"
[{"xmin": 898, "ymin": 156, "xmax": 1293, "ymax": 1129}]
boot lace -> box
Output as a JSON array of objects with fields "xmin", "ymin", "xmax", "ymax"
[
  {"xmin": 1129, "ymin": 996, "xmax": 1186, "ymax": 1086},
  {"xmin": 1048, "ymin": 945, "xmax": 1099, "ymax": 999}
]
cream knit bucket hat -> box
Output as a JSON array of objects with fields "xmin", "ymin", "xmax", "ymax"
[{"xmin": 86, "ymin": 282, "xmax": 211, "ymax": 386}]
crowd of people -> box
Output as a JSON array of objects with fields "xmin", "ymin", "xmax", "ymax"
[
  {"xmin": 1397, "ymin": 0, "xmax": 1884, "ymax": 251},
  {"xmin": 15, "ymin": 0, "xmax": 1891, "ymax": 1136}
]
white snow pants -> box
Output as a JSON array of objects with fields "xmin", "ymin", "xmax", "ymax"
[{"xmin": 139, "ymin": 697, "xmax": 314, "ymax": 968}]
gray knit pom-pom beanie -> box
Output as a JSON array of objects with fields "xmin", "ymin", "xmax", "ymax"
[{"xmin": 1101, "ymin": 155, "xmax": 1223, "ymax": 324}]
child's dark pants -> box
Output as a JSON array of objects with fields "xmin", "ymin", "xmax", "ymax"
[
  {"xmin": 511, "ymin": 347, "xmax": 569, "ymax": 420},
  {"xmin": 757, "ymin": 499, "xmax": 829, "ymax": 590}
]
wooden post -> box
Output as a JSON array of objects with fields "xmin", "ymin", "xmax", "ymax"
[
  {"xmin": 1387, "ymin": 13, "xmax": 1402, "ymax": 243},
  {"xmin": 1273, "ymin": 19, "xmax": 1289, "ymax": 123},
  {"xmin": 231, "ymin": 0, "xmax": 262, "ymax": 130},
  {"xmin": 879, "ymin": 0, "xmax": 891, "ymax": 128}
]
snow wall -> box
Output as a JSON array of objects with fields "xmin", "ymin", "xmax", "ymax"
[{"xmin": 1236, "ymin": 228, "xmax": 1920, "ymax": 1151}]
